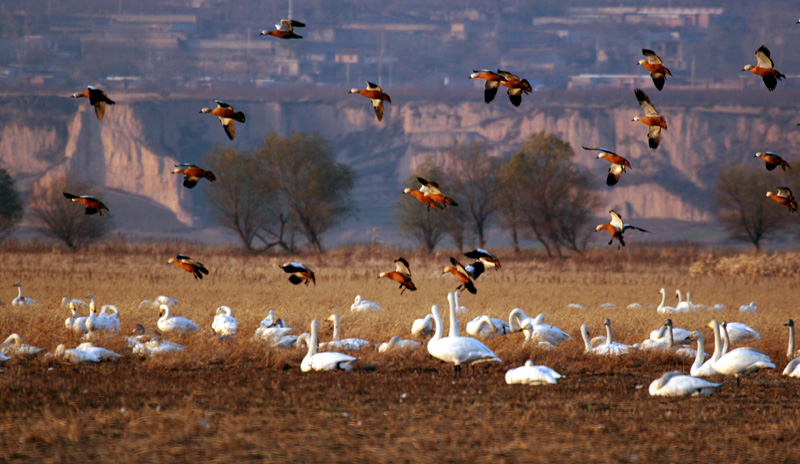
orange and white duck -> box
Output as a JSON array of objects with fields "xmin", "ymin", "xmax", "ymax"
[
  {"xmin": 349, "ymin": 81, "xmax": 391, "ymax": 122},
  {"xmin": 199, "ymin": 101, "xmax": 245, "ymax": 140},
  {"xmin": 632, "ymin": 88, "xmax": 667, "ymax": 149},
  {"xmin": 742, "ymin": 45, "xmax": 786, "ymax": 91}
]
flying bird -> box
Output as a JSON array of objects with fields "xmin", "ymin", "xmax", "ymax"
[
  {"xmin": 638, "ymin": 49, "xmax": 672, "ymax": 91},
  {"xmin": 63, "ymin": 192, "xmax": 108, "ymax": 215},
  {"xmin": 742, "ymin": 45, "xmax": 786, "ymax": 91},
  {"xmin": 464, "ymin": 249, "xmax": 501, "ymax": 270},
  {"xmin": 199, "ymin": 101, "xmax": 246, "ymax": 141},
  {"xmin": 379, "ymin": 257, "xmax": 416, "ymax": 294},
  {"xmin": 260, "ymin": 19, "xmax": 305, "ymax": 39},
  {"xmin": 632, "ymin": 88, "xmax": 667, "ymax": 149},
  {"xmin": 172, "ymin": 164, "xmax": 217, "ymax": 188},
  {"xmin": 279, "ymin": 262, "xmax": 316, "ymax": 286},
  {"xmin": 497, "ymin": 69, "xmax": 532, "ymax": 107},
  {"xmin": 443, "ymin": 257, "xmax": 477, "ymax": 294},
  {"xmin": 583, "ymin": 146, "xmax": 632, "ymax": 187},
  {"xmin": 469, "ymin": 70, "xmax": 506, "ymax": 104},
  {"xmin": 71, "ymin": 86, "xmax": 115, "ymax": 121},
  {"xmin": 754, "ymin": 152, "xmax": 791, "ymax": 171},
  {"xmin": 349, "ymin": 81, "xmax": 391, "ymax": 122},
  {"xmin": 417, "ymin": 177, "xmax": 458, "ymax": 208},
  {"xmin": 595, "ymin": 210, "xmax": 650, "ymax": 249},
  {"xmin": 766, "ymin": 187, "xmax": 797, "ymax": 212},
  {"xmin": 168, "ymin": 254, "xmax": 209, "ymax": 280}
]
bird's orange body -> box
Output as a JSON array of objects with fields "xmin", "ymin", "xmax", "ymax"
[
  {"xmin": 380, "ymin": 271, "xmax": 416, "ymax": 291},
  {"xmin": 636, "ymin": 116, "xmax": 668, "ymax": 129},
  {"xmin": 404, "ymin": 189, "xmax": 438, "ymax": 209}
]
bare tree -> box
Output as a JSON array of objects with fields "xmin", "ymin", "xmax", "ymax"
[
  {"xmin": 0, "ymin": 168, "xmax": 23, "ymax": 241},
  {"xmin": 714, "ymin": 165, "xmax": 790, "ymax": 251},
  {"xmin": 441, "ymin": 141, "xmax": 500, "ymax": 248},
  {"xmin": 30, "ymin": 175, "xmax": 112, "ymax": 249}
]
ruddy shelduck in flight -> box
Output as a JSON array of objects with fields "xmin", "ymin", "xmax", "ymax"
[
  {"xmin": 638, "ymin": 49, "xmax": 672, "ymax": 91},
  {"xmin": 260, "ymin": 19, "xmax": 305, "ymax": 39},
  {"xmin": 279, "ymin": 262, "xmax": 316, "ymax": 286},
  {"xmin": 349, "ymin": 81, "xmax": 391, "ymax": 122},
  {"xmin": 743, "ymin": 46, "xmax": 785, "ymax": 92},
  {"xmin": 443, "ymin": 257, "xmax": 477, "ymax": 294},
  {"xmin": 417, "ymin": 177, "xmax": 458, "ymax": 209},
  {"xmin": 766, "ymin": 187, "xmax": 797, "ymax": 213},
  {"xmin": 172, "ymin": 164, "xmax": 217, "ymax": 188},
  {"xmin": 583, "ymin": 146, "xmax": 632, "ymax": 187},
  {"xmin": 632, "ymin": 89, "xmax": 667, "ymax": 149},
  {"xmin": 497, "ymin": 69, "xmax": 532, "ymax": 107},
  {"xmin": 71, "ymin": 86, "xmax": 115, "ymax": 121},
  {"xmin": 168, "ymin": 254, "xmax": 209, "ymax": 280},
  {"xmin": 469, "ymin": 70, "xmax": 505, "ymax": 104},
  {"xmin": 596, "ymin": 210, "xmax": 650, "ymax": 249},
  {"xmin": 464, "ymin": 249, "xmax": 501, "ymax": 270},
  {"xmin": 379, "ymin": 257, "xmax": 416, "ymax": 294},
  {"xmin": 199, "ymin": 101, "xmax": 246, "ymax": 141},
  {"xmin": 63, "ymin": 192, "xmax": 108, "ymax": 216},
  {"xmin": 754, "ymin": 152, "xmax": 791, "ymax": 171}
]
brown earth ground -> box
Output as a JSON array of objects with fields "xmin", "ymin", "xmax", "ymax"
[{"xmin": 1, "ymin": 242, "xmax": 800, "ymax": 463}]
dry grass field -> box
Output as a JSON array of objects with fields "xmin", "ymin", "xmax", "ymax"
[{"xmin": 2, "ymin": 242, "xmax": 800, "ymax": 463}]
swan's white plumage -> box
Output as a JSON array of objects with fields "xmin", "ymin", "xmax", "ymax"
[
  {"xmin": 512, "ymin": 311, "xmax": 571, "ymax": 346},
  {"xmin": 53, "ymin": 344, "xmax": 101, "ymax": 363},
  {"xmin": 157, "ymin": 304, "xmax": 200, "ymax": 334},
  {"xmin": 65, "ymin": 303, "xmax": 89, "ymax": 334},
  {"xmin": 724, "ymin": 322, "xmax": 760, "ymax": 344},
  {"xmin": 350, "ymin": 295, "xmax": 383, "ymax": 312},
  {"xmin": 675, "ymin": 290, "xmax": 692, "ymax": 313},
  {"xmin": 656, "ymin": 288, "xmax": 677, "ymax": 314},
  {"xmin": 708, "ymin": 320, "xmax": 774, "ymax": 380},
  {"xmin": 648, "ymin": 371, "xmax": 722, "ymax": 397},
  {"xmin": 784, "ymin": 358, "xmax": 800, "ymax": 377},
  {"xmin": 301, "ymin": 320, "xmax": 358, "ymax": 372},
  {"xmin": 212, "ymin": 306, "xmax": 238, "ymax": 336},
  {"xmin": 738, "ymin": 302, "xmax": 758, "ymax": 313},
  {"xmin": 378, "ymin": 336, "xmax": 421, "ymax": 353},
  {"xmin": 318, "ymin": 314, "xmax": 370, "ymax": 351},
  {"xmin": 1, "ymin": 333, "xmax": 45, "ymax": 358},
  {"xmin": 689, "ymin": 331, "xmax": 718, "ymax": 377},
  {"xmin": 466, "ymin": 315, "xmax": 509, "ymax": 339},
  {"xmin": 86, "ymin": 304, "xmax": 120, "ymax": 334},
  {"xmin": 505, "ymin": 360, "xmax": 562, "ymax": 385},
  {"xmin": 11, "ymin": 282, "xmax": 39, "ymax": 307},
  {"xmin": 426, "ymin": 304, "xmax": 501, "ymax": 369},
  {"xmin": 75, "ymin": 342, "xmax": 122, "ymax": 361},
  {"xmin": 411, "ymin": 314, "xmax": 434, "ymax": 337}
]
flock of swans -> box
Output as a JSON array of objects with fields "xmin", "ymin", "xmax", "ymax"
[{"xmin": 3, "ymin": 281, "xmax": 799, "ymax": 397}]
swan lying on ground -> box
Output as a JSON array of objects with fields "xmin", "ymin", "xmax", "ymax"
[
  {"xmin": 378, "ymin": 336, "xmax": 421, "ymax": 353},
  {"xmin": 350, "ymin": 295, "xmax": 383, "ymax": 312},
  {"xmin": 505, "ymin": 360, "xmax": 562, "ymax": 385},
  {"xmin": 466, "ymin": 315, "xmax": 509, "ymax": 339},
  {"xmin": 157, "ymin": 304, "xmax": 200, "ymax": 334},
  {"xmin": 738, "ymin": 302, "xmax": 758, "ymax": 313},
  {"xmin": 12, "ymin": 281, "xmax": 39, "ymax": 307},
  {"xmin": 65, "ymin": 302, "xmax": 89, "ymax": 334},
  {"xmin": 318, "ymin": 314, "xmax": 371, "ymax": 351},
  {"xmin": 76, "ymin": 342, "xmax": 122, "ymax": 361},
  {"xmin": 581, "ymin": 320, "xmax": 630, "ymax": 356},
  {"xmin": 300, "ymin": 319, "xmax": 358, "ymax": 372},
  {"xmin": 656, "ymin": 288, "xmax": 677, "ymax": 314},
  {"xmin": 648, "ymin": 371, "xmax": 722, "ymax": 397},
  {"xmin": 509, "ymin": 310, "xmax": 571, "ymax": 346},
  {"xmin": 86, "ymin": 304, "xmax": 120, "ymax": 334},
  {"xmin": 411, "ymin": 314, "xmax": 434, "ymax": 338},
  {"xmin": 212, "ymin": 306, "xmax": 238, "ymax": 336},
  {"xmin": 723, "ymin": 321, "xmax": 760, "ymax": 344},
  {"xmin": 52, "ymin": 344, "xmax": 101, "ymax": 363},
  {"xmin": 1, "ymin": 333, "xmax": 45, "ymax": 359}
]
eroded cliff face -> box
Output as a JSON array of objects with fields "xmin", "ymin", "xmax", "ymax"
[{"xmin": 1, "ymin": 93, "xmax": 797, "ymax": 242}]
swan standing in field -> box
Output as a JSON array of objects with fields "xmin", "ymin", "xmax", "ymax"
[
  {"xmin": 446, "ymin": 292, "xmax": 461, "ymax": 337},
  {"xmin": 350, "ymin": 295, "xmax": 383, "ymax": 312},
  {"xmin": 466, "ymin": 315, "xmax": 509, "ymax": 339},
  {"xmin": 75, "ymin": 342, "xmax": 122, "ymax": 361},
  {"xmin": 86, "ymin": 304, "xmax": 120, "ymax": 334},
  {"xmin": 319, "ymin": 314, "xmax": 371, "ymax": 351},
  {"xmin": 65, "ymin": 302, "xmax": 89, "ymax": 334},
  {"xmin": 411, "ymin": 314, "xmax": 434, "ymax": 338},
  {"xmin": 427, "ymin": 304, "xmax": 501, "ymax": 372},
  {"xmin": 782, "ymin": 320, "xmax": 800, "ymax": 377},
  {"xmin": 505, "ymin": 360, "xmax": 562, "ymax": 385},
  {"xmin": 648, "ymin": 371, "xmax": 722, "ymax": 397},
  {"xmin": 11, "ymin": 282, "xmax": 39, "ymax": 307},
  {"xmin": 300, "ymin": 319, "xmax": 358, "ymax": 372},
  {"xmin": 157, "ymin": 304, "xmax": 200, "ymax": 334},
  {"xmin": 688, "ymin": 331, "xmax": 718, "ymax": 377},
  {"xmin": 1, "ymin": 333, "xmax": 45, "ymax": 359},
  {"xmin": 708, "ymin": 320, "xmax": 774, "ymax": 385},
  {"xmin": 656, "ymin": 288, "xmax": 677, "ymax": 314},
  {"xmin": 378, "ymin": 336, "xmax": 421, "ymax": 353},
  {"xmin": 212, "ymin": 306, "xmax": 238, "ymax": 336}
]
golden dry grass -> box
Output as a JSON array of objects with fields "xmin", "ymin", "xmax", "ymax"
[{"xmin": 1, "ymin": 242, "xmax": 800, "ymax": 463}]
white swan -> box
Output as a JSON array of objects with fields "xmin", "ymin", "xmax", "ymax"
[
  {"xmin": 300, "ymin": 319, "xmax": 358, "ymax": 372},
  {"xmin": 75, "ymin": 342, "xmax": 122, "ymax": 361},
  {"xmin": 453, "ymin": 290, "xmax": 468, "ymax": 313},
  {"xmin": 258, "ymin": 310, "xmax": 282, "ymax": 329},
  {"xmin": 319, "ymin": 314, "xmax": 371, "ymax": 351},
  {"xmin": 582, "ymin": 320, "xmax": 629, "ymax": 355},
  {"xmin": 505, "ymin": 360, "xmax": 562, "ymax": 385},
  {"xmin": 688, "ymin": 331, "xmax": 717, "ymax": 377},
  {"xmin": 626, "ymin": 303, "xmax": 643, "ymax": 310},
  {"xmin": 675, "ymin": 290, "xmax": 692, "ymax": 312},
  {"xmin": 786, "ymin": 320, "xmax": 799, "ymax": 359},
  {"xmin": 157, "ymin": 304, "xmax": 200, "ymax": 334},
  {"xmin": 378, "ymin": 336, "xmax": 421, "ymax": 353},
  {"xmin": 53, "ymin": 344, "xmax": 101, "ymax": 363},
  {"xmin": 738, "ymin": 301, "xmax": 758, "ymax": 313},
  {"xmin": 782, "ymin": 320, "xmax": 800, "ymax": 377},
  {"xmin": 411, "ymin": 314, "xmax": 434, "ymax": 338},
  {"xmin": 11, "ymin": 281, "xmax": 39, "ymax": 306},
  {"xmin": 708, "ymin": 320, "xmax": 774, "ymax": 384},
  {"xmin": 686, "ymin": 292, "xmax": 708, "ymax": 311},
  {"xmin": 566, "ymin": 303, "xmax": 585, "ymax": 310},
  {"xmin": 648, "ymin": 371, "xmax": 722, "ymax": 397},
  {"xmin": 466, "ymin": 315, "xmax": 509, "ymax": 339},
  {"xmin": 580, "ymin": 324, "xmax": 607, "ymax": 354},
  {"xmin": 722, "ymin": 321, "xmax": 760, "ymax": 344},
  {"xmin": 131, "ymin": 338, "xmax": 185, "ymax": 357},
  {"xmin": 656, "ymin": 288, "xmax": 677, "ymax": 314},
  {"xmin": 139, "ymin": 295, "xmax": 179, "ymax": 309},
  {"xmin": 512, "ymin": 311, "xmax": 571, "ymax": 346},
  {"xmin": 447, "ymin": 292, "xmax": 460, "ymax": 337},
  {"xmin": 650, "ymin": 319, "xmax": 692, "ymax": 347},
  {"xmin": 61, "ymin": 297, "xmax": 89, "ymax": 310},
  {"xmin": 427, "ymin": 304, "xmax": 501, "ymax": 372},
  {"xmin": 350, "ymin": 295, "xmax": 383, "ymax": 312},
  {"xmin": 65, "ymin": 302, "xmax": 89, "ymax": 334},
  {"xmin": 1, "ymin": 333, "xmax": 45, "ymax": 359},
  {"xmin": 212, "ymin": 306, "xmax": 238, "ymax": 336},
  {"xmin": 254, "ymin": 313, "xmax": 297, "ymax": 348},
  {"xmin": 86, "ymin": 304, "xmax": 120, "ymax": 334}
]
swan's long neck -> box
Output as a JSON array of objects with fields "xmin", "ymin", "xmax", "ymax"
[
  {"xmin": 709, "ymin": 321, "xmax": 722, "ymax": 363},
  {"xmin": 686, "ymin": 292, "xmax": 692, "ymax": 306},
  {"xmin": 160, "ymin": 305, "xmax": 171, "ymax": 321},
  {"xmin": 692, "ymin": 333, "xmax": 705, "ymax": 371},
  {"xmin": 657, "ymin": 290, "xmax": 665, "ymax": 311},
  {"xmin": 509, "ymin": 308, "xmax": 523, "ymax": 332},
  {"xmin": 676, "ymin": 290, "xmax": 683, "ymax": 304},
  {"xmin": 477, "ymin": 316, "xmax": 494, "ymax": 334},
  {"xmin": 605, "ymin": 322, "xmax": 613, "ymax": 346},
  {"xmin": 721, "ymin": 324, "xmax": 730, "ymax": 355},
  {"xmin": 331, "ymin": 315, "xmax": 341, "ymax": 341},
  {"xmin": 429, "ymin": 305, "xmax": 443, "ymax": 344},
  {"xmin": 447, "ymin": 293, "xmax": 459, "ymax": 338},
  {"xmin": 308, "ymin": 320, "xmax": 319, "ymax": 357},
  {"xmin": 789, "ymin": 324, "xmax": 796, "ymax": 359},
  {"xmin": 667, "ymin": 323, "xmax": 674, "ymax": 348},
  {"xmin": 16, "ymin": 285, "xmax": 23, "ymax": 299},
  {"xmin": 580, "ymin": 324, "xmax": 592, "ymax": 353}
]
